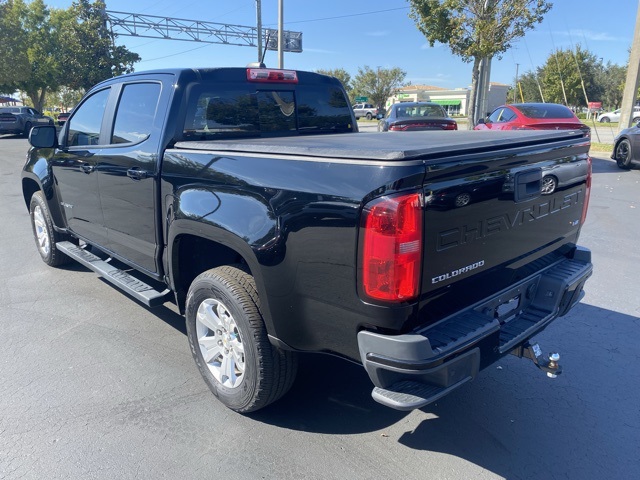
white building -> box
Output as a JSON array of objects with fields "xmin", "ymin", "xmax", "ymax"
[{"xmin": 388, "ymin": 83, "xmax": 510, "ymax": 117}]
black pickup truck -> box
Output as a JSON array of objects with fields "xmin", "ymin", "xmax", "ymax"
[{"xmin": 22, "ymin": 67, "xmax": 593, "ymax": 413}]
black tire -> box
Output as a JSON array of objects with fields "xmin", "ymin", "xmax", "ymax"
[
  {"xmin": 366, "ymin": 112, "xmax": 372, "ymax": 120},
  {"xmin": 615, "ymin": 139, "xmax": 632, "ymax": 169},
  {"xmin": 599, "ymin": 116, "xmax": 610, "ymax": 123},
  {"xmin": 541, "ymin": 175, "xmax": 557, "ymax": 195},
  {"xmin": 185, "ymin": 265, "xmax": 297, "ymax": 413},
  {"xmin": 633, "ymin": 117, "xmax": 640, "ymax": 124},
  {"xmin": 23, "ymin": 121, "xmax": 32, "ymax": 137},
  {"xmin": 29, "ymin": 191, "xmax": 72, "ymax": 267}
]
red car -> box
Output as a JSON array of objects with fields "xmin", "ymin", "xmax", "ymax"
[{"xmin": 474, "ymin": 103, "xmax": 590, "ymax": 137}]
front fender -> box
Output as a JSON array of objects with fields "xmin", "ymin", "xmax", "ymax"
[{"xmin": 21, "ymin": 148, "xmax": 67, "ymax": 230}]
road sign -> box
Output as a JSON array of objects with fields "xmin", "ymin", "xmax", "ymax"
[{"xmin": 355, "ymin": 96, "xmax": 368, "ymax": 102}]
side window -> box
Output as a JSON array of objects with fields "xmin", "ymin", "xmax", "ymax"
[
  {"xmin": 487, "ymin": 108, "xmax": 504, "ymax": 123},
  {"xmin": 501, "ymin": 108, "xmax": 517, "ymax": 122},
  {"xmin": 112, "ymin": 83, "xmax": 161, "ymax": 144},
  {"xmin": 67, "ymin": 88, "xmax": 110, "ymax": 147}
]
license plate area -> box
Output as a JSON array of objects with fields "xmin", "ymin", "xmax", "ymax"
[{"xmin": 476, "ymin": 276, "xmax": 540, "ymax": 325}]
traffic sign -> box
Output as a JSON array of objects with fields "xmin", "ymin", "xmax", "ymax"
[{"xmin": 355, "ymin": 96, "xmax": 368, "ymax": 102}]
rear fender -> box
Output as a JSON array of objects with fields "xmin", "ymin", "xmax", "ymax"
[{"xmin": 165, "ymin": 186, "xmax": 281, "ymax": 330}]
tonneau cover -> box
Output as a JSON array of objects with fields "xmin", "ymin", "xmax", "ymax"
[{"xmin": 174, "ymin": 130, "xmax": 586, "ymax": 161}]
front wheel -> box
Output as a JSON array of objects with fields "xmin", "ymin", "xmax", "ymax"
[
  {"xmin": 366, "ymin": 112, "xmax": 372, "ymax": 120},
  {"xmin": 599, "ymin": 116, "xmax": 610, "ymax": 123},
  {"xmin": 23, "ymin": 121, "xmax": 32, "ymax": 137},
  {"xmin": 29, "ymin": 191, "xmax": 71, "ymax": 266},
  {"xmin": 615, "ymin": 139, "xmax": 632, "ymax": 169},
  {"xmin": 185, "ymin": 265, "xmax": 298, "ymax": 413}
]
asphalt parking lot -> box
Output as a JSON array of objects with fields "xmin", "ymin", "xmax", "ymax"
[{"xmin": 0, "ymin": 135, "xmax": 638, "ymax": 480}]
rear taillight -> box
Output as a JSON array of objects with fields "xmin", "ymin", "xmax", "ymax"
[
  {"xmin": 361, "ymin": 192, "xmax": 423, "ymax": 302},
  {"xmin": 246, "ymin": 68, "xmax": 298, "ymax": 83},
  {"xmin": 581, "ymin": 156, "xmax": 592, "ymax": 225}
]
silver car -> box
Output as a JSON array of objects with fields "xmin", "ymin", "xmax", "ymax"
[{"xmin": 598, "ymin": 106, "xmax": 640, "ymax": 123}]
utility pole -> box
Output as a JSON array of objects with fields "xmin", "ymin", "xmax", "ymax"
[
  {"xmin": 256, "ymin": 0, "xmax": 263, "ymax": 64},
  {"xmin": 277, "ymin": 0, "xmax": 284, "ymax": 68},
  {"xmin": 619, "ymin": 0, "xmax": 640, "ymax": 131},
  {"xmin": 513, "ymin": 63, "xmax": 519, "ymax": 103}
]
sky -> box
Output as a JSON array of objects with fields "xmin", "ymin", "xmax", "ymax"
[{"xmin": 45, "ymin": 0, "xmax": 640, "ymax": 90}]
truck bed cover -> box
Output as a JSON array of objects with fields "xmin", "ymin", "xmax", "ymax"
[{"xmin": 175, "ymin": 130, "xmax": 587, "ymax": 161}]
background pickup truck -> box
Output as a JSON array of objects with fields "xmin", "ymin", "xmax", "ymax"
[
  {"xmin": 22, "ymin": 67, "xmax": 593, "ymax": 413},
  {"xmin": 0, "ymin": 106, "xmax": 53, "ymax": 136},
  {"xmin": 352, "ymin": 102, "xmax": 379, "ymax": 120}
]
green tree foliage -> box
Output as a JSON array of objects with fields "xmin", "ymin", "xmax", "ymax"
[
  {"xmin": 0, "ymin": 0, "xmax": 59, "ymax": 111},
  {"xmin": 409, "ymin": 0, "xmax": 551, "ymax": 127},
  {"xmin": 351, "ymin": 66, "xmax": 406, "ymax": 109},
  {"xmin": 315, "ymin": 68, "xmax": 352, "ymax": 97},
  {"xmin": 595, "ymin": 62, "xmax": 626, "ymax": 109},
  {"xmin": 539, "ymin": 46, "xmax": 603, "ymax": 107},
  {"xmin": 510, "ymin": 70, "xmax": 545, "ymax": 103},
  {"xmin": 55, "ymin": 0, "xmax": 140, "ymax": 91},
  {"xmin": 0, "ymin": 0, "xmax": 139, "ymax": 109}
]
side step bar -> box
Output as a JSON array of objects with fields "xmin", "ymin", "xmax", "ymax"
[{"xmin": 56, "ymin": 241, "xmax": 172, "ymax": 307}]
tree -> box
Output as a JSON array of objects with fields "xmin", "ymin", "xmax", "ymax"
[
  {"xmin": 55, "ymin": 0, "xmax": 140, "ymax": 91},
  {"xmin": 409, "ymin": 0, "xmax": 551, "ymax": 128},
  {"xmin": 595, "ymin": 62, "xmax": 626, "ymax": 109},
  {"xmin": 539, "ymin": 46, "xmax": 603, "ymax": 108},
  {"xmin": 315, "ymin": 68, "xmax": 352, "ymax": 97},
  {"xmin": 0, "ymin": 0, "xmax": 60, "ymax": 111},
  {"xmin": 0, "ymin": 0, "xmax": 140, "ymax": 110},
  {"xmin": 351, "ymin": 66, "xmax": 406, "ymax": 109}
]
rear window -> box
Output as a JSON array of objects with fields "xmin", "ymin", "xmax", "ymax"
[
  {"xmin": 183, "ymin": 83, "xmax": 353, "ymax": 140},
  {"xmin": 517, "ymin": 104, "xmax": 576, "ymax": 119},
  {"xmin": 0, "ymin": 107, "xmax": 21, "ymax": 114}
]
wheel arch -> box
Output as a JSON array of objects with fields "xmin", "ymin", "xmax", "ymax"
[{"xmin": 166, "ymin": 223, "xmax": 275, "ymax": 333}]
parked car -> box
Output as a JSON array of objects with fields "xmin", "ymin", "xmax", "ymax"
[
  {"xmin": 57, "ymin": 111, "xmax": 70, "ymax": 125},
  {"xmin": 598, "ymin": 106, "xmax": 640, "ymax": 123},
  {"xmin": 378, "ymin": 102, "xmax": 457, "ymax": 132},
  {"xmin": 352, "ymin": 103, "xmax": 378, "ymax": 120},
  {"xmin": 475, "ymin": 103, "xmax": 590, "ymax": 137},
  {"xmin": 612, "ymin": 123, "xmax": 640, "ymax": 169},
  {"xmin": 0, "ymin": 106, "xmax": 54, "ymax": 136}
]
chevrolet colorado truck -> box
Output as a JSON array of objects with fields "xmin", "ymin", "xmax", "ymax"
[{"xmin": 22, "ymin": 67, "xmax": 593, "ymax": 413}]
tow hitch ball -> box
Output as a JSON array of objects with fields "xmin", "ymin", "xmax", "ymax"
[{"xmin": 511, "ymin": 342, "xmax": 562, "ymax": 378}]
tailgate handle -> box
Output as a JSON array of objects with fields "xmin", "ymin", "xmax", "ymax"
[{"xmin": 514, "ymin": 168, "xmax": 542, "ymax": 202}]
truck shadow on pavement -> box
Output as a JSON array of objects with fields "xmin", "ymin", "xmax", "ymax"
[{"xmin": 250, "ymin": 302, "xmax": 638, "ymax": 479}]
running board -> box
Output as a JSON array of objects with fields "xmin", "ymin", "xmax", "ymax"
[{"xmin": 56, "ymin": 241, "xmax": 171, "ymax": 307}]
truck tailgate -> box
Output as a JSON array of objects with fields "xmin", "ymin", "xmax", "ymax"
[{"xmin": 418, "ymin": 132, "xmax": 590, "ymax": 324}]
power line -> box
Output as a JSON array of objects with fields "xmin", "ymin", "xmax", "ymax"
[{"xmin": 266, "ymin": 6, "xmax": 410, "ymax": 26}]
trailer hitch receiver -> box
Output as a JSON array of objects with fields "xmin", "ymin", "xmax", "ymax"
[{"xmin": 511, "ymin": 342, "xmax": 562, "ymax": 378}]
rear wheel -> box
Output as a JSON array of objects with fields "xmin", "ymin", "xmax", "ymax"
[
  {"xmin": 366, "ymin": 112, "xmax": 372, "ymax": 120},
  {"xmin": 29, "ymin": 191, "xmax": 72, "ymax": 266},
  {"xmin": 185, "ymin": 265, "xmax": 297, "ymax": 413},
  {"xmin": 541, "ymin": 176, "xmax": 558, "ymax": 195},
  {"xmin": 454, "ymin": 192, "xmax": 471, "ymax": 207},
  {"xmin": 599, "ymin": 116, "xmax": 610, "ymax": 123},
  {"xmin": 615, "ymin": 139, "xmax": 632, "ymax": 169}
]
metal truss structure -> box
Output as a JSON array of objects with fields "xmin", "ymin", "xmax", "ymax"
[{"xmin": 105, "ymin": 10, "xmax": 302, "ymax": 53}]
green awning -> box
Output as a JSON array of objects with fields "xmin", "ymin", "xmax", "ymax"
[{"xmin": 430, "ymin": 99, "xmax": 461, "ymax": 106}]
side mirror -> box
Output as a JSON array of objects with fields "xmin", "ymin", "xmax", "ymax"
[
  {"xmin": 476, "ymin": 118, "xmax": 486, "ymax": 126},
  {"xmin": 29, "ymin": 125, "xmax": 58, "ymax": 148}
]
